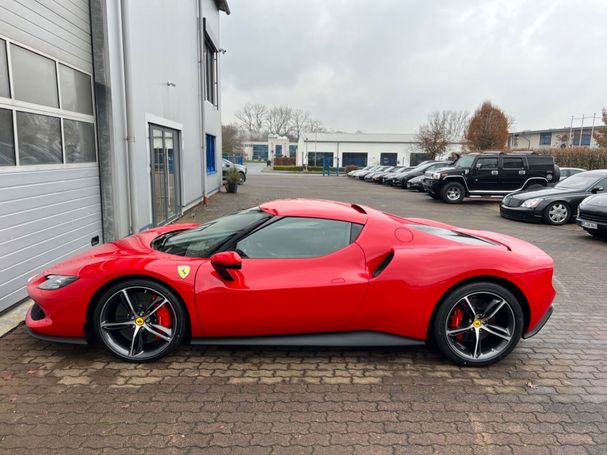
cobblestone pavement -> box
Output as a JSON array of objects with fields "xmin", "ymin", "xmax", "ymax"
[{"xmin": 2, "ymin": 174, "xmax": 607, "ymax": 454}]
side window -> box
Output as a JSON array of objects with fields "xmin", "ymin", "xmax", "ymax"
[
  {"xmin": 502, "ymin": 157, "xmax": 525, "ymax": 169},
  {"xmin": 596, "ymin": 177, "xmax": 607, "ymax": 191},
  {"xmin": 475, "ymin": 157, "xmax": 498, "ymax": 169},
  {"xmin": 236, "ymin": 217, "xmax": 359, "ymax": 259}
]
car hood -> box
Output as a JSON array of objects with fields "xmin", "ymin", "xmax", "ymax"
[
  {"xmin": 581, "ymin": 194, "xmax": 607, "ymax": 209},
  {"xmin": 39, "ymin": 224, "xmax": 198, "ymax": 276}
]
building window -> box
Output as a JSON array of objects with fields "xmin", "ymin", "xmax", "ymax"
[
  {"xmin": 252, "ymin": 144, "xmax": 268, "ymax": 161},
  {"xmin": 307, "ymin": 152, "xmax": 333, "ymax": 167},
  {"xmin": 275, "ymin": 144, "xmax": 282, "ymax": 157},
  {"xmin": 342, "ymin": 152, "xmax": 368, "ymax": 167},
  {"xmin": 206, "ymin": 134, "xmax": 216, "ymax": 174},
  {"xmin": 0, "ymin": 108, "xmax": 15, "ymax": 165},
  {"xmin": 289, "ymin": 144, "xmax": 297, "ymax": 157},
  {"xmin": 539, "ymin": 132, "xmax": 552, "ymax": 146},
  {"xmin": 0, "ymin": 39, "xmax": 9, "ymax": 98},
  {"xmin": 59, "ymin": 64, "xmax": 93, "ymax": 115},
  {"xmin": 10, "ymin": 44, "xmax": 59, "ymax": 108},
  {"xmin": 16, "ymin": 112, "xmax": 62, "ymax": 165},
  {"xmin": 0, "ymin": 39, "xmax": 96, "ymax": 167},
  {"xmin": 64, "ymin": 120, "xmax": 96, "ymax": 163},
  {"xmin": 204, "ymin": 37, "xmax": 217, "ymax": 107}
]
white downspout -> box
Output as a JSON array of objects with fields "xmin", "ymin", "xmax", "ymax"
[{"xmin": 119, "ymin": 0, "xmax": 136, "ymax": 234}]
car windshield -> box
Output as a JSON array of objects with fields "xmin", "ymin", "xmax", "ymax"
[
  {"xmin": 155, "ymin": 208, "xmax": 271, "ymax": 257},
  {"xmin": 555, "ymin": 173, "xmax": 602, "ymax": 190},
  {"xmin": 454, "ymin": 156, "xmax": 476, "ymax": 168}
]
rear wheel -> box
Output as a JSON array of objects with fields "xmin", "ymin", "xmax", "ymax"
[
  {"xmin": 544, "ymin": 201, "xmax": 571, "ymax": 225},
  {"xmin": 433, "ymin": 282, "xmax": 524, "ymax": 367},
  {"xmin": 93, "ymin": 279, "xmax": 186, "ymax": 362},
  {"xmin": 441, "ymin": 182, "xmax": 465, "ymax": 203}
]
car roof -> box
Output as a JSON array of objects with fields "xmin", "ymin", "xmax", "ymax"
[
  {"xmin": 260, "ymin": 199, "xmax": 368, "ymax": 223},
  {"xmin": 576, "ymin": 169, "xmax": 607, "ymax": 177}
]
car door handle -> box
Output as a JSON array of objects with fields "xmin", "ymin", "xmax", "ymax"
[
  {"xmin": 519, "ymin": 170, "xmax": 526, "ymax": 175},
  {"xmin": 331, "ymin": 278, "xmax": 345, "ymax": 284},
  {"xmin": 491, "ymin": 170, "xmax": 498, "ymax": 175}
]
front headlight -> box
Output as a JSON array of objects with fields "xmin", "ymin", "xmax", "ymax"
[
  {"xmin": 521, "ymin": 198, "xmax": 544, "ymax": 208},
  {"xmin": 37, "ymin": 275, "xmax": 79, "ymax": 290},
  {"xmin": 432, "ymin": 172, "xmax": 442, "ymax": 180}
]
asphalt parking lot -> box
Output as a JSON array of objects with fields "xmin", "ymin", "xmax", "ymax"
[{"xmin": 1, "ymin": 172, "xmax": 606, "ymax": 455}]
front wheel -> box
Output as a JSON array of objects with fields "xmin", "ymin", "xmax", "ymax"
[
  {"xmin": 238, "ymin": 172, "xmax": 246, "ymax": 184},
  {"xmin": 441, "ymin": 182, "xmax": 465, "ymax": 203},
  {"xmin": 544, "ymin": 201, "xmax": 571, "ymax": 225},
  {"xmin": 93, "ymin": 279, "xmax": 186, "ymax": 362},
  {"xmin": 433, "ymin": 282, "xmax": 524, "ymax": 367}
]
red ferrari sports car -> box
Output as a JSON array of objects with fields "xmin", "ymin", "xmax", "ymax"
[{"xmin": 25, "ymin": 199, "xmax": 555, "ymax": 366}]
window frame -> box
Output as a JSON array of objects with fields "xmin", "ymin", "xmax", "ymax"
[
  {"xmin": 203, "ymin": 27, "xmax": 218, "ymax": 108},
  {"xmin": 501, "ymin": 156, "xmax": 526, "ymax": 170},
  {"xmin": 0, "ymin": 33, "xmax": 97, "ymax": 172},
  {"xmin": 206, "ymin": 133, "xmax": 217, "ymax": 174},
  {"xmin": 475, "ymin": 157, "xmax": 498, "ymax": 169}
]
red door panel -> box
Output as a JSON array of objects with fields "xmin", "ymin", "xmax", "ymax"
[{"xmin": 195, "ymin": 243, "xmax": 369, "ymax": 337}]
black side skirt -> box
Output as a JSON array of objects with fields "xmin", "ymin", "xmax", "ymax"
[
  {"xmin": 191, "ymin": 331, "xmax": 425, "ymax": 347},
  {"xmin": 24, "ymin": 327, "xmax": 88, "ymax": 345},
  {"xmin": 523, "ymin": 305, "xmax": 554, "ymax": 339}
]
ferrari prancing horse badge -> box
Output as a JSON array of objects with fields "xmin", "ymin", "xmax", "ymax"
[{"xmin": 178, "ymin": 265, "xmax": 190, "ymax": 279}]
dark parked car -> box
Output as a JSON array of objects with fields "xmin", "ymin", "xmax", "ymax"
[
  {"xmin": 393, "ymin": 161, "xmax": 451, "ymax": 188},
  {"xmin": 577, "ymin": 193, "xmax": 607, "ymax": 238},
  {"xmin": 358, "ymin": 165, "xmax": 389, "ymax": 180},
  {"xmin": 382, "ymin": 166, "xmax": 416, "ymax": 185},
  {"xmin": 370, "ymin": 166, "xmax": 410, "ymax": 183},
  {"xmin": 424, "ymin": 152, "xmax": 559, "ymax": 203},
  {"xmin": 365, "ymin": 166, "xmax": 396, "ymax": 181},
  {"xmin": 500, "ymin": 170, "xmax": 607, "ymax": 225},
  {"xmin": 406, "ymin": 175, "xmax": 426, "ymax": 191}
]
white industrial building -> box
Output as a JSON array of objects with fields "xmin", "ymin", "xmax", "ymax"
[
  {"xmin": 242, "ymin": 135, "xmax": 298, "ymax": 162},
  {"xmin": 509, "ymin": 126, "xmax": 607, "ymax": 149},
  {"xmin": 296, "ymin": 132, "xmax": 463, "ymax": 168},
  {"xmin": 0, "ymin": 0, "xmax": 229, "ymax": 312}
]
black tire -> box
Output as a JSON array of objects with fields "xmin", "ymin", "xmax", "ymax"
[
  {"xmin": 543, "ymin": 201, "xmax": 571, "ymax": 225},
  {"xmin": 441, "ymin": 182, "xmax": 465, "ymax": 203},
  {"xmin": 93, "ymin": 279, "xmax": 186, "ymax": 362},
  {"xmin": 238, "ymin": 172, "xmax": 246, "ymax": 184},
  {"xmin": 433, "ymin": 282, "xmax": 524, "ymax": 367}
]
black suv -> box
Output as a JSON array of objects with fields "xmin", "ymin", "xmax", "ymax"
[{"xmin": 423, "ymin": 152, "xmax": 559, "ymax": 203}]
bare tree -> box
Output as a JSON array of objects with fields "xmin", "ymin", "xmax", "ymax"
[
  {"xmin": 289, "ymin": 109, "xmax": 312, "ymax": 140},
  {"xmin": 265, "ymin": 105, "xmax": 294, "ymax": 137},
  {"xmin": 416, "ymin": 110, "xmax": 469, "ymax": 159},
  {"xmin": 594, "ymin": 108, "xmax": 607, "ymax": 148},
  {"xmin": 221, "ymin": 124, "xmax": 243, "ymax": 155},
  {"xmin": 235, "ymin": 103, "xmax": 267, "ymax": 140}
]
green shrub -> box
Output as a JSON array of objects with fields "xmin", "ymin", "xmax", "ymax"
[{"xmin": 273, "ymin": 165, "xmax": 304, "ymax": 171}]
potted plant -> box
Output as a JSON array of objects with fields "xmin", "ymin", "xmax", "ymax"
[{"xmin": 225, "ymin": 167, "xmax": 240, "ymax": 193}]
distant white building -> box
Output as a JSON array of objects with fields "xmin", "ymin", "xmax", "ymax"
[
  {"xmin": 242, "ymin": 136, "xmax": 298, "ymax": 161},
  {"xmin": 296, "ymin": 132, "xmax": 463, "ymax": 167},
  {"xmin": 509, "ymin": 126, "xmax": 607, "ymax": 149}
]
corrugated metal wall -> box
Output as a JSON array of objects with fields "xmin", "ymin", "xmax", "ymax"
[
  {"xmin": 0, "ymin": 0, "xmax": 92, "ymax": 71},
  {"xmin": 0, "ymin": 0, "xmax": 101, "ymax": 312},
  {"xmin": 0, "ymin": 167, "xmax": 102, "ymax": 310}
]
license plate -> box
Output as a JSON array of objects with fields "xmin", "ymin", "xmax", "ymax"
[{"xmin": 581, "ymin": 221, "xmax": 598, "ymax": 229}]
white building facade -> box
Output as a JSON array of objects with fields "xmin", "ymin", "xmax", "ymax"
[
  {"xmin": 509, "ymin": 126, "xmax": 607, "ymax": 149},
  {"xmin": 296, "ymin": 132, "xmax": 463, "ymax": 168},
  {"xmin": 0, "ymin": 0, "xmax": 229, "ymax": 312}
]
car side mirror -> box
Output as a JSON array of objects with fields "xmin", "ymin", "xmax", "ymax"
[
  {"xmin": 591, "ymin": 186, "xmax": 604, "ymax": 194},
  {"xmin": 210, "ymin": 251, "xmax": 242, "ymax": 281}
]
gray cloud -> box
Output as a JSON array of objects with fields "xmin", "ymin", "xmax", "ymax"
[{"xmin": 220, "ymin": 0, "xmax": 607, "ymax": 133}]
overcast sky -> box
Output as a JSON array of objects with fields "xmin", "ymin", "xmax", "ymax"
[{"xmin": 220, "ymin": 0, "xmax": 607, "ymax": 133}]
